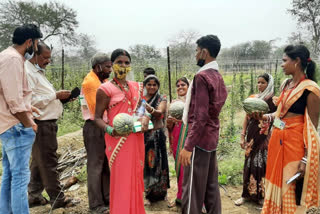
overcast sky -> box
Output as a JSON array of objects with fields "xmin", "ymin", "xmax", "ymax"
[{"xmin": 37, "ymin": 0, "xmax": 297, "ymax": 52}]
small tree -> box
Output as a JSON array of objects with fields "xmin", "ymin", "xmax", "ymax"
[
  {"xmin": 288, "ymin": 0, "xmax": 320, "ymax": 55},
  {"xmin": 0, "ymin": 0, "xmax": 78, "ymax": 50},
  {"xmin": 239, "ymin": 71, "xmax": 245, "ymax": 102},
  {"xmin": 249, "ymin": 69, "xmax": 254, "ymax": 96}
]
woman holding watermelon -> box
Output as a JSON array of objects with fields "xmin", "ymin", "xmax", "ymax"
[
  {"xmin": 95, "ymin": 49, "xmax": 149, "ymax": 214},
  {"xmin": 167, "ymin": 77, "xmax": 189, "ymax": 207},
  {"xmin": 258, "ymin": 45, "xmax": 320, "ymax": 213},
  {"xmin": 143, "ymin": 75, "xmax": 170, "ymax": 204},
  {"xmin": 235, "ymin": 73, "xmax": 276, "ymax": 206}
]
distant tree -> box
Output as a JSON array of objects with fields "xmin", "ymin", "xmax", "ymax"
[
  {"xmin": 288, "ymin": 0, "xmax": 320, "ymax": 55},
  {"xmin": 78, "ymin": 33, "xmax": 97, "ymax": 60},
  {"xmin": 168, "ymin": 30, "xmax": 200, "ymax": 61},
  {"xmin": 129, "ymin": 44, "xmax": 162, "ymax": 61},
  {"xmin": 220, "ymin": 40, "xmax": 272, "ymax": 62},
  {"xmin": 0, "ymin": 0, "xmax": 78, "ymax": 50}
]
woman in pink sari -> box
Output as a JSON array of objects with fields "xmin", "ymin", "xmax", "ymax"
[
  {"xmin": 167, "ymin": 77, "xmax": 189, "ymax": 207},
  {"xmin": 95, "ymin": 49, "xmax": 149, "ymax": 214}
]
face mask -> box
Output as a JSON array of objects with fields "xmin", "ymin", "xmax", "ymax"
[
  {"xmin": 112, "ymin": 64, "xmax": 131, "ymax": 80},
  {"xmin": 24, "ymin": 41, "xmax": 34, "ymax": 60},
  {"xmin": 35, "ymin": 64, "xmax": 45, "ymax": 72},
  {"xmin": 196, "ymin": 49, "xmax": 206, "ymax": 67},
  {"xmin": 97, "ymin": 65, "xmax": 110, "ymax": 80},
  {"xmin": 197, "ymin": 59, "xmax": 205, "ymax": 67}
]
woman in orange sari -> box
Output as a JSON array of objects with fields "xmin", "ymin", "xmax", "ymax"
[
  {"xmin": 95, "ymin": 49, "xmax": 149, "ymax": 214},
  {"xmin": 258, "ymin": 45, "xmax": 320, "ymax": 213}
]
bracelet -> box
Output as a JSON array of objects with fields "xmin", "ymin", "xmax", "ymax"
[
  {"xmin": 105, "ymin": 125, "xmax": 114, "ymax": 136},
  {"xmin": 145, "ymin": 112, "xmax": 152, "ymax": 119},
  {"xmin": 301, "ymin": 157, "xmax": 307, "ymax": 164},
  {"xmin": 241, "ymin": 133, "xmax": 246, "ymax": 136},
  {"xmin": 150, "ymin": 107, "xmax": 155, "ymax": 114}
]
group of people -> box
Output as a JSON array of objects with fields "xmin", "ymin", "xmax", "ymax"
[
  {"xmin": 0, "ymin": 23, "xmax": 319, "ymax": 214},
  {"xmin": 235, "ymin": 45, "xmax": 320, "ymax": 214}
]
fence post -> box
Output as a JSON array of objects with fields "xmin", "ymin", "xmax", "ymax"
[
  {"xmin": 61, "ymin": 48, "xmax": 65, "ymax": 89},
  {"xmin": 167, "ymin": 47, "xmax": 172, "ymax": 103}
]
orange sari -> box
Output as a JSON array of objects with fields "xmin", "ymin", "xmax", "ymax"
[
  {"xmin": 100, "ymin": 81, "xmax": 145, "ymax": 214},
  {"xmin": 262, "ymin": 80, "xmax": 320, "ymax": 213}
]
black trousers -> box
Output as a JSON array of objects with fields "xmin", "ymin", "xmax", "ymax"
[
  {"xmin": 182, "ymin": 148, "xmax": 221, "ymax": 214},
  {"xmin": 83, "ymin": 120, "xmax": 110, "ymax": 209},
  {"xmin": 28, "ymin": 120, "xmax": 65, "ymax": 204}
]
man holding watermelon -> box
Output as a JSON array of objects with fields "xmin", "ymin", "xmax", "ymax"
[{"xmin": 179, "ymin": 35, "xmax": 228, "ymax": 214}]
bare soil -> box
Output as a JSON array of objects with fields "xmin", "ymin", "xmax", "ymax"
[{"xmin": 0, "ymin": 130, "xmax": 260, "ymax": 214}]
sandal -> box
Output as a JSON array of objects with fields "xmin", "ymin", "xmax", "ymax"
[
  {"xmin": 168, "ymin": 199, "xmax": 182, "ymax": 208},
  {"xmin": 90, "ymin": 206, "xmax": 109, "ymax": 214},
  {"xmin": 234, "ymin": 197, "xmax": 248, "ymax": 206},
  {"xmin": 51, "ymin": 196, "xmax": 78, "ymax": 210},
  {"xmin": 29, "ymin": 196, "xmax": 48, "ymax": 208}
]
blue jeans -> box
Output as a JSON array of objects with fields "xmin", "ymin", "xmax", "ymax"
[{"xmin": 0, "ymin": 123, "xmax": 35, "ymax": 214}]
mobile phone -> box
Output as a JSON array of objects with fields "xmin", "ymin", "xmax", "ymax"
[
  {"xmin": 61, "ymin": 87, "xmax": 80, "ymax": 104},
  {"xmin": 286, "ymin": 172, "xmax": 301, "ymax": 184}
]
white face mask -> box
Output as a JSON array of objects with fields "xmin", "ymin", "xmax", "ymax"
[
  {"xmin": 35, "ymin": 64, "xmax": 45, "ymax": 72},
  {"xmin": 24, "ymin": 52, "xmax": 34, "ymax": 60}
]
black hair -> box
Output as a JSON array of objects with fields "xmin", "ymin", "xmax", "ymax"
[
  {"xmin": 196, "ymin": 35, "xmax": 221, "ymax": 58},
  {"xmin": 143, "ymin": 75, "xmax": 160, "ymax": 87},
  {"xmin": 143, "ymin": 67, "xmax": 156, "ymax": 75},
  {"xmin": 176, "ymin": 77, "xmax": 189, "ymax": 87},
  {"xmin": 111, "ymin": 49, "xmax": 131, "ymax": 62},
  {"xmin": 258, "ymin": 73, "xmax": 270, "ymax": 83},
  {"xmin": 36, "ymin": 41, "xmax": 51, "ymax": 55},
  {"xmin": 12, "ymin": 24, "xmax": 42, "ymax": 45},
  {"xmin": 284, "ymin": 45, "xmax": 317, "ymax": 81}
]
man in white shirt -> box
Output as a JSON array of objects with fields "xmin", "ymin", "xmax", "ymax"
[{"xmin": 25, "ymin": 41, "xmax": 75, "ymax": 209}]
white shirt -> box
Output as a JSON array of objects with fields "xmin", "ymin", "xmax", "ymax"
[{"xmin": 25, "ymin": 60, "xmax": 63, "ymax": 120}]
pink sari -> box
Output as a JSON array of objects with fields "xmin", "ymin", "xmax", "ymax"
[{"xmin": 100, "ymin": 81, "xmax": 145, "ymax": 214}]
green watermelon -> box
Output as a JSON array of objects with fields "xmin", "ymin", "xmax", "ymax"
[
  {"xmin": 242, "ymin": 97, "xmax": 269, "ymax": 114},
  {"xmin": 113, "ymin": 113, "xmax": 134, "ymax": 135},
  {"xmin": 169, "ymin": 101, "xmax": 185, "ymax": 120}
]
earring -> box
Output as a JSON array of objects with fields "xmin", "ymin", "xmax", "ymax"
[{"xmin": 295, "ymin": 63, "xmax": 297, "ymax": 68}]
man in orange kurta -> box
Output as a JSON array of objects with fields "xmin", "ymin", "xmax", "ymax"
[{"xmin": 81, "ymin": 53, "xmax": 112, "ymax": 213}]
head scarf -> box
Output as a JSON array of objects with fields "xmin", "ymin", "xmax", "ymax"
[{"xmin": 258, "ymin": 73, "xmax": 274, "ymax": 101}]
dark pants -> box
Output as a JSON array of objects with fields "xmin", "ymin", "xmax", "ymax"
[
  {"xmin": 83, "ymin": 120, "xmax": 110, "ymax": 209},
  {"xmin": 28, "ymin": 120, "xmax": 65, "ymax": 204},
  {"xmin": 182, "ymin": 148, "xmax": 221, "ymax": 214}
]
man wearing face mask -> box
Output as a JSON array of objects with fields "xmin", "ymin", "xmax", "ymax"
[
  {"xmin": 24, "ymin": 41, "xmax": 76, "ymax": 209},
  {"xmin": 0, "ymin": 24, "xmax": 42, "ymax": 214},
  {"xmin": 179, "ymin": 35, "xmax": 228, "ymax": 214},
  {"xmin": 81, "ymin": 53, "xmax": 112, "ymax": 214}
]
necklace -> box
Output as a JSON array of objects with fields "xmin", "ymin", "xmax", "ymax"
[{"xmin": 112, "ymin": 78, "xmax": 133, "ymax": 112}]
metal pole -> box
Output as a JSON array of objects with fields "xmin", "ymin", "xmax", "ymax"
[
  {"xmin": 167, "ymin": 47, "xmax": 172, "ymax": 103},
  {"xmin": 61, "ymin": 48, "xmax": 64, "ymax": 89}
]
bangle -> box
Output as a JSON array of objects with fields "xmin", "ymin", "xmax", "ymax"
[
  {"xmin": 105, "ymin": 125, "xmax": 114, "ymax": 136},
  {"xmin": 145, "ymin": 112, "xmax": 152, "ymax": 119},
  {"xmin": 241, "ymin": 133, "xmax": 246, "ymax": 136},
  {"xmin": 150, "ymin": 107, "xmax": 155, "ymax": 114},
  {"xmin": 301, "ymin": 157, "xmax": 307, "ymax": 164}
]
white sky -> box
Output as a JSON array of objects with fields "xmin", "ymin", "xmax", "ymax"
[{"xmin": 37, "ymin": 0, "xmax": 297, "ymax": 52}]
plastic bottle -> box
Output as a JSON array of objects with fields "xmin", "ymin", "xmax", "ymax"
[{"xmin": 136, "ymin": 99, "xmax": 146, "ymax": 118}]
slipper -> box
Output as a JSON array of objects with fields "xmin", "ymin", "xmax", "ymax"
[
  {"xmin": 90, "ymin": 206, "xmax": 109, "ymax": 214},
  {"xmin": 51, "ymin": 196, "xmax": 78, "ymax": 210},
  {"xmin": 29, "ymin": 196, "xmax": 48, "ymax": 208},
  {"xmin": 234, "ymin": 197, "xmax": 248, "ymax": 206}
]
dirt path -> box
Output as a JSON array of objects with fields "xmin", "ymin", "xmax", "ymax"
[{"xmin": 23, "ymin": 130, "xmax": 261, "ymax": 214}]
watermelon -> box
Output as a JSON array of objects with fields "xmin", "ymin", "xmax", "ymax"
[
  {"xmin": 242, "ymin": 97, "xmax": 269, "ymax": 114},
  {"xmin": 169, "ymin": 101, "xmax": 185, "ymax": 120},
  {"xmin": 113, "ymin": 113, "xmax": 134, "ymax": 135}
]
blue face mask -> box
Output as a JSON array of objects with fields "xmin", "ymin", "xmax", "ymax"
[
  {"xmin": 35, "ymin": 64, "xmax": 45, "ymax": 72},
  {"xmin": 24, "ymin": 52, "xmax": 34, "ymax": 60}
]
